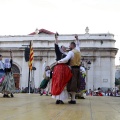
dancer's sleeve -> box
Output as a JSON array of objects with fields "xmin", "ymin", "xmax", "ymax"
[
  {"xmin": 10, "ymin": 59, "xmax": 13, "ymax": 67},
  {"xmin": 76, "ymin": 40, "xmax": 80, "ymax": 52},
  {"xmin": 55, "ymin": 44, "xmax": 60, "ymax": 55},
  {"xmin": 58, "ymin": 51, "xmax": 73, "ymax": 63}
]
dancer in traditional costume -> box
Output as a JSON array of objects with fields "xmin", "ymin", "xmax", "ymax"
[
  {"xmin": 39, "ymin": 66, "xmax": 51, "ymax": 96},
  {"xmin": 79, "ymin": 66, "xmax": 86, "ymax": 99},
  {"xmin": 75, "ymin": 66, "xmax": 87, "ymax": 99},
  {"xmin": 51, "ymin": 33, "xmax": 72, "ymax": 104},
  {"xmin": 0, "ymin": 50, "xmax": 15, "ymax": 98},
  {"xmin": 58, "ymin": 35, "xmax": 81, "ymax": 104}
]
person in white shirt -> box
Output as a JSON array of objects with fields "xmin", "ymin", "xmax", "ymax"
[
  {"xmin": 79, "ymin": 66, "xmax": 86, "ymax": 99},
  {"xmin": 39, "ymin": 66, "xmax": 51, "ymax": 96}
]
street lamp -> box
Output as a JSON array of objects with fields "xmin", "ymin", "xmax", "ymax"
[
  {"xmin": 87, "ymin": 61, "xmax": 91, "ymax": 70},
  {"xmin": 32, "ymin": 67, "xmax": 36, "ymax": 70},
  {"xmin": 81, "ymin": 57, "xmax": 91, "ymax": 90},
  {"xmin": 81, "ymin": 58, "xmax": 91, "ymax": 70}
]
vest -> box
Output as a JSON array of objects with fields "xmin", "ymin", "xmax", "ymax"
[{"xmin": 70, "ymin": 49, "xmax": 81, "ymax": 66}]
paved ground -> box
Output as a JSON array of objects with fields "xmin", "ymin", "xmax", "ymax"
[{"xmin": 0, "ymin": 94, "xmax": 120, "ymax": 120}]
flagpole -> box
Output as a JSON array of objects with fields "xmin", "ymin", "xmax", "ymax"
[
  {"xmin": 28, "ymin": 41, "xmax": 31, "ymax": 94},
  {"xmin": 28, "ymin": 40, "xmax": 34, "ymax": 94}
]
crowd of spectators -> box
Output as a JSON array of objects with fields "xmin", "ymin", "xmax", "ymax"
[{"xmin": 86, "ymin": 87, "xmax": 120, "ymax": 96}]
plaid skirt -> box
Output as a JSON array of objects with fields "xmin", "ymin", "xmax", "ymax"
[
  {"xmin": 0, "ymin": 72, "xmax": 15, "ymax": 93},
  {"xmin": 40, "ymin": 79, "xmax": 50, "ymax": 89}
]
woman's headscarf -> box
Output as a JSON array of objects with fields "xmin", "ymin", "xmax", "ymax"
[
  {"xmin": 4, "ymin": 58, "xmax": 11, "ymax": 68},
  {"xmin": 59, "ymin": 46, "xmax": 67, "ymax": 55}
]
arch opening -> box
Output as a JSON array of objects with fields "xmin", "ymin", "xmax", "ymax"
[{"xmin": 12, "ymin": 64, "xmax": 20, "ymax": 89}]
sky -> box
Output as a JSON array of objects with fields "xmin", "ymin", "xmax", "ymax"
[{"xmin": 0, "ymin": 0, "xmax": 120, "ymax": 64}]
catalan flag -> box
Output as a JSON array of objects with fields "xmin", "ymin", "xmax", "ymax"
[{"xmin": 28, "ymin": 41, "xmax": 34, "ymax": 71}]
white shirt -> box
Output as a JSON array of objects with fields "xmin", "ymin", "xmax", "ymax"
[
  {"xmin": 80, "ymin": 66, "xmax": 86, "ymax": 74},
  {"xmin": 46, "ymin": 70, "xmax": 50, "ymax": 77},
  {"xmin": 58, "ymin": 40, "xmax": 80, "ymax": 63}
]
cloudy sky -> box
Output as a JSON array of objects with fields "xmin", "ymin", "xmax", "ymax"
[{"xmin": 0, "ymin": 0, "xmax": 120, "ymax": 64}]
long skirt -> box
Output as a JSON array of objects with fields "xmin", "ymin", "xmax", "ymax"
[
  {"xmin": 67, "ymin": 67, "xmax": 80, "ymax": 93},
  {"xmin": 40, "ymin": 79, "xmax": 50, "ymax": 89},
  {"xmin": 52, "ymin": 89, "xmax": 68, "ymax": 101},
  {"xmin": 0, "ymin": 72, "xmax": 15, "ymax": 93},
  {"xmin": 79, "ymin": 73, "xmax": 86, "ymax": 91},
  {"xmin": 51, "ymin": 64, "xmax": 72, "ymax": 95}
]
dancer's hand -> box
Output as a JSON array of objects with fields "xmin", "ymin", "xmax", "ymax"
[
  {"xmin": 55, "ymin": 32, "xmax": 59, "ymax": 44},
  {"xmin": 75, "ymin": 34, "xmax": 78, "ymax": 40},
  {"xmin": 55, "ymin": 32, "xmax": 59, "ymax": 39},
  {"xmin": 57, "ymin": 61, "xmax": 59, "ymax": 64},
  {"xmin": 10, "ymin": 49, "xmax": 13, "ymax": 58}
]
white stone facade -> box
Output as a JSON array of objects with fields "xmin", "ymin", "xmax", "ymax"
[{"xmin": 0, "ymin": 32, "xmax": 118, "ymax": 90}]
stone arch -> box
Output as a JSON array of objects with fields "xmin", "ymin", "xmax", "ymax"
[
  {"xmin": 12, "ymin": 64, "xmax": 20, "ymax": 74},
  {"xmin": 12, "ymin": 64, "xmax": 20, "ymax": 89},
  {"xmin": 12, "ymin": 62, "xmax": 22, "ymax": 74}
]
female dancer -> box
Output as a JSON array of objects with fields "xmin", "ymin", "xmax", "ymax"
[
  {"xmin": 0, "ymin": 55, "xmax": 5, "ymax": 88},
  {"xmin": 1, "ymin": 50, "xmax": 15, "ymax": 98}
]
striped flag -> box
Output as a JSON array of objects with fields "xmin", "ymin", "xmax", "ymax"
[{"xmin": 28, "ymin": 41, "xmax": 34, "ymax": 71}]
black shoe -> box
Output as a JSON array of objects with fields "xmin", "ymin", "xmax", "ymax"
[
  {"xmin": 46, "ymin": 94, "xmax": 48, "ymax": 96},
  {"xmin": 11, "ymin": 93, "xmax": 14, "ymax": 98},
  {"xmin": 6, "ymin": 95, "xmax": 10, "ymax": 98},
  {"xmin": 80, "ymin": 97, "xmax": 85, "ymax": 99},
  {"xmin": 40, "ymin": 93, "xmax": 43, "ymax": 96},
  {"xmin": 3, "ymin": 94, "xmax": 6, "ymax": 98},
  {"xmin": 60, "ymin": 100, "xmax": 64, "ymax": 104},
  {"xmin": 68, "ymin": 100, "xmax": 76, "ymax": 104},
  {"xmin": 56, "ymin": 100, "xmax": 60, "ymax": 104}
]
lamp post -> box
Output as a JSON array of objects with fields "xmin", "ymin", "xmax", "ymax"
[
  {"xmin": 81, "ymin": 58, "xmax": 91, "ymax": 90},
  {"xmin": 81, "ymin": 58, "xmax": 91, "ymax": 70}
]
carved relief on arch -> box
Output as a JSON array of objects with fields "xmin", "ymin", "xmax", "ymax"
[
  {"xmin": 12, "ymin": 62, "xmax": 21, "ymax": 74},
  {"xmin": 12, "ymin": 64, "xmax": 20, "ymax": 74}
]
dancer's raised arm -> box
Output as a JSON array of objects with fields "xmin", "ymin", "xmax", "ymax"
[
  {"xmin": 75, "ymin": 34, "xmax": 80, "ymax": 52},
  {"xmin": 10, "ymin": 49, "xmax": 12, "ymax": 59},
  {"xmin": 55, "ymin": 32, "xmax": 59, "ymax": 44},
  {"xmin": 10, "ymin": 49, "xmax": 13, "ymax": 66}
]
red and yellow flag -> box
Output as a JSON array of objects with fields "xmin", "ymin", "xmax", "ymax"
[{"xmin": 28, "ymin": 41, "xmax": 34, "ymax": 71}]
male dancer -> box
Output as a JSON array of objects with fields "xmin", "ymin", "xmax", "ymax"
[{"xmin": 58, "ymin": 35, "xmax": 81, "ymax": 104}]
